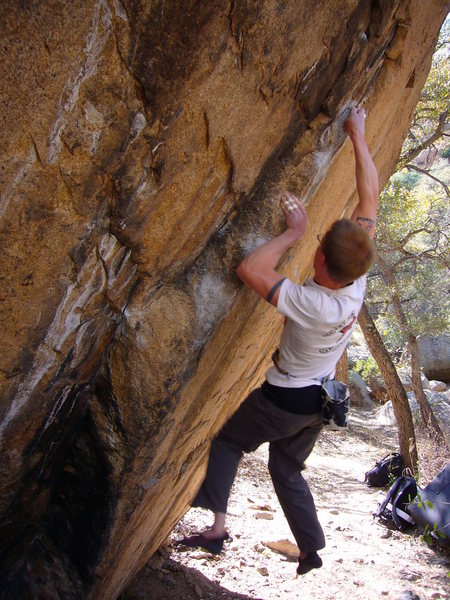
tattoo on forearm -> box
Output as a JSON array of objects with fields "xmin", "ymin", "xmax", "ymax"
[{"xmin": 356, "ymin": 216, "xmax": 375, "ymax": 231}]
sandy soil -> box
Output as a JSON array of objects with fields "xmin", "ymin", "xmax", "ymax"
[{"xmin": 122, "ymin": 409, "xmax": 449, "ymax": 600}]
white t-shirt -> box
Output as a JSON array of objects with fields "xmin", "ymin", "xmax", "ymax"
[{"xmin": 265, "ymin": 276, "xmax": 366, "ymax": 388}]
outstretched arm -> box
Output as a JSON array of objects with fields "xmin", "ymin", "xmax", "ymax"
[
  {"xmin": 236, "ymin": 193, "xmax": 307, "ymax": 306},
  {"xmin": 345, "ymin": 107, "xmax": 379, "ymax": 239}
]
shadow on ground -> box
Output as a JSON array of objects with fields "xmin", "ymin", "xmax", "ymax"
[{"xmin": 122, "ymin": 551, "xmax": 259, "ymax": 600}]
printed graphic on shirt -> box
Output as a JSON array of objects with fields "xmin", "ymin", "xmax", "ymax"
[
  {"xmin": 340, "ymin": 314, "xmax": 356, "ymax": 336},
  {"xmin": 319, "ymin": 311, "xmax": 357, "ymax": 354},
  {"xmin": 322, "ymin": 311, "xmax": 356, "ymax": 338}
]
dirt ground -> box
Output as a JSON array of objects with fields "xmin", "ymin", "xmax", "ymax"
[{"xmin": 122, "ymin": 408, "xmax": 449, "ymax": 600}]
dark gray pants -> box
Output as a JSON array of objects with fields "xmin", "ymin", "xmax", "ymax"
[{"xmin": 193, "ymin": 387, "xmax": 325, "ymax": 553}]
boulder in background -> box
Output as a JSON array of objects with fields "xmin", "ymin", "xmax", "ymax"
[{"xmin": 418, "ymin": 334, "xmax": 450, "ymax": 383}]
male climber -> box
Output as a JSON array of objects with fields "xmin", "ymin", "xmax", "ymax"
[{"xmin": 177, "ymin": 107, "xmax": 378, "ymax": 575}]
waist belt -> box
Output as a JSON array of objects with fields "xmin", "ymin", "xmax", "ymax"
[
  {"xmin": 271, "ymin": 348, "xmax": 329, "ymax": 384},
  {"xmin": 272, "ymin": 348, "xmax": 290, "ymax": 376}
]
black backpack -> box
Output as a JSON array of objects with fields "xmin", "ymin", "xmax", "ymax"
[
  {"xmin": 375, "ymin": 476, "xmax": 417, "ymax": 531},
  {"xmin": 364, "ymin": 452, "xmax": 405, "ymax": 487}
]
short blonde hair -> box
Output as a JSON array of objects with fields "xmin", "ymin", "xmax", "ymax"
[{"xmin": 321, "ymin": 219, "xmax": 376, "ymax": 284}]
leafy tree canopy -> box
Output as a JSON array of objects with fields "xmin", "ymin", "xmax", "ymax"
[{"xmin": 366, "ymin": 173, "xmax": 449, "ymax": 351}]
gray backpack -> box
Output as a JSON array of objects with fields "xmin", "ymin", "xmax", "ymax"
[
  {"xmin": 407, "ymin": 464, "xmax": 450, "ymax": 544},
  {"xmin": 321, "ymin": 379, "xmax": 349, "ymax": 429}
]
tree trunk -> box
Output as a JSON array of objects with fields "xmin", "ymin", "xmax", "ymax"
[
  {"xmin": 408, "ymin": 333, "xmax": 447, "ymax": 447},
  {"xmin": 336, "ymin": 349, "xmax": 349, "ymax": 385},
  {"xmin": 377, "ymin": 255, "xmax": 446, "ymax": 446},
  {"xmin": 358, "ymin": 302, "xmax": 418, "ymax": 471}
]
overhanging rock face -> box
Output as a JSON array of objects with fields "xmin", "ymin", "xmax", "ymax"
[{"xmin": 0, "ymin": 1, "xmax": 447, "ymax": 597}]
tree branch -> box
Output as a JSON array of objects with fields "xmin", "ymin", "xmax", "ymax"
[
  {"xmin": 399, "ymin": 109, "xmax": 449, "ymax": 166},
  {"xmin": 405, "ymin": 164, "xmax": 450, "ymax": 196}
]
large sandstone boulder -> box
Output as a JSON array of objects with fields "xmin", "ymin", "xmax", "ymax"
[
  {"xmin": 376, "ymin": 391, "xmax": 450, "ymax": 446},
  {"xmin": 0, "ymin": 1, "xmax": 447, "ymax": 598},
  {"xmin": 348, "ymin": 371, "xmax": 374, "ymax": 409},
  {"xmin": 429, "ymin": 380, "xmax": 448, "ymax": 393},
  {"xmin": 418, "ymin": 334, "xmax": 450, "ymax": 383}
]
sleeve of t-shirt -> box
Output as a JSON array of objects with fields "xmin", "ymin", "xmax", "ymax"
[
  {"xmin": 276, "ymin": 278, "xmax": 326, "ymax": 326},
  {"xmin": 355, "ymin": 274, "xmax": 367, "ymax": 298},
  {"xmin": 352, "ymin": 275, "xmax": 367, "ymax": 310}
]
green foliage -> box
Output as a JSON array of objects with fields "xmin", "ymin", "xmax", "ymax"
[
  {"xmin": 354, "ymin": 356, "xmax": 380, "ymax": 380},
  {"xmin": 393, "ymin": 170, "xmax": 421, "ymax": 190},
  {"xmin": 420, "ymin": 522, "xmax": 447, "ymax": 546},
  {"xmin": 371, "ymin": 312, "xmax": 405, "ymax": 354},
  {"xmin": 366, "ymin": 173, "xmax": 450, "ymax": 351},
  {"xmin": 415, "ymin": 489, "xmax": 434, "ymax": 511},
  {"xmin": 413, "ymin": 491, "xmax": 447, "ymax": 547},
  {"xmin": 441, "ymin": 146, "xmax": 450, "ymax": 159}
]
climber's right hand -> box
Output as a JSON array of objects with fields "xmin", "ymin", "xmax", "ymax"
[{"xmin": 280, "ymin": 193, "xmax": 307, "ymax": 238}]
